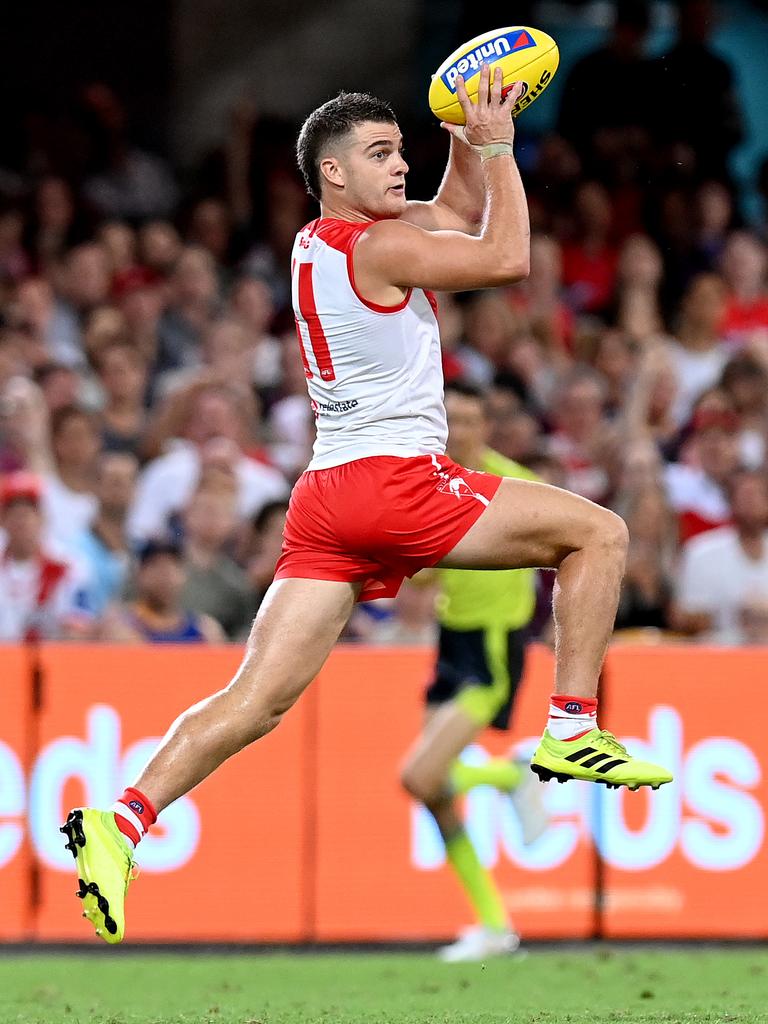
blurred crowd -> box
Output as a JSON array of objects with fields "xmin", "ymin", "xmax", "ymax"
[{"xmin": 2, "ymin": 0, "xmax": 768, "ymax": 646}]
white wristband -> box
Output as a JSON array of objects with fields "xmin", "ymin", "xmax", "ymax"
[
  {"xmin": 451, "ymin": 125, "xmax": 514, "ymax": 159},
  {"xmin": 479, "ymin": 142, "xmax": 515, "ymax": 162}
]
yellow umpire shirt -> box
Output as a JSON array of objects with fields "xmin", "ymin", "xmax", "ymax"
[{"xmin": 436, "ymin": 448, "xmax": 539, "ymax": 632}]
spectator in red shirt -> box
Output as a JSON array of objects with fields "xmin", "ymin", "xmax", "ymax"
[
  {"xmin": 98, "ymin": 221, "xmax": 137, "ymax": 277},
  {"xmin": 719, "ymin": 232, "xmax": 768, "ymax": 346},
  {"xmin": 138, "ymin": 220, "xmax": 182, "ymax": 278},
  {"xmin": 562, "ymin": 182, "xmax": 618, "ymax": 315}
]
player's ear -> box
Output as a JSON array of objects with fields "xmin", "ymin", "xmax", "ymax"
[{"xmin": 319, "ymin": 155, "xmax": 344, "ymax": 191}]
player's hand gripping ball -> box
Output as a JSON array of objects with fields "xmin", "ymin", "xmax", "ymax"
[{"xmin": 428, "ymin": 26, "xmax": 559, "ymax": 124}]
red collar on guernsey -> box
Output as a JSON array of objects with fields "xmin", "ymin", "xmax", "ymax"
[{"xmin": 297, "ymin": 217, "xmax": 413, "ymax": 315}]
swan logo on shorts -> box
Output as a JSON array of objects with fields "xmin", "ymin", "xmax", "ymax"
[
  {"xmin": 431, "ymin": 456, "xmax": 491, "ymax": 507},
  {"xmin": 441, "ymin": 30, "xmax": 536, "ymax": 91}
]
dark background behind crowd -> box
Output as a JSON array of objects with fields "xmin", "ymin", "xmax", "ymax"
[{"xmin": 2, "ymin": 0, "xmax": 768, "ymax": 646}]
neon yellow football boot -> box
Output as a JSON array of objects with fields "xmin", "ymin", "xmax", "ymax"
[
  {"xmin": 60, "ymin": 808, "xmax": 136, "ymax": 943},
  {"xmin": 530, "ymin": 729, "xmax": 673, "ymax": 791}
]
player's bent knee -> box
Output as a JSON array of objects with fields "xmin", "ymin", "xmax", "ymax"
[
  {"xmin": 573, "ymin": 505, "xmax": 628, "ymax": 562},
  {"xmin": 399, "ymin": 762, "xmax": 422, "ymax": 800},
  {"xmin": 400, "ymin": 762, "xmax": 447, "ymax": 807},
  {"xmin": 248, "ymin": 688, "xmax": 302, "ymax": 741},
  {"xmin": 599, "ymin": 509, "xmax": 630, "ymax": 563},
  {"xmin": 400, "ymin": 762, "xmax": 431, "ymax": 804},
  {"xmin": 225, "ymin": 681, "xmax": 308, "ymax": 748}
]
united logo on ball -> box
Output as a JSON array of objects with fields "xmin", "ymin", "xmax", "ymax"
[{"xmin": 428, "ymin": 25, "xmax": 560, "ymax": 124}]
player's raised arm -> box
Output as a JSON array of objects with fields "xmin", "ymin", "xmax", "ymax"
[
  {"xmin": 403, "ymin": 132, "xmax": 484, "ymax": 234},
  {"xmin": 355, "ymin": 65, "xmax": 530, "ymax": 295}
]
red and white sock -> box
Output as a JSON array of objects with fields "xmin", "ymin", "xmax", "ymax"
[
  {"xmin": 547, "ymin": 694, "xmax": 598, "ymax": 741},
  {"xmin": 111, "ymin": 787, "xmax": 157, "ymax": 850}
]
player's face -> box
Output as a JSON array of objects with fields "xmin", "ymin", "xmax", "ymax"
[{"xmin": 341, "ymin": 122, "xmax": 408, "ymax": 218}]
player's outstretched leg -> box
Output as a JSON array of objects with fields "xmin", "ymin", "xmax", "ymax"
[
  {"xmin": 440, "ymin": 478, "xmax": 673, "ymax": 791},
  {"xmin": 402, "ymin": 701, "xmax": 523, "ymax": 963},
  {"xmin": 61, "ymin": 578, "xmax": 357, "ymax": 942}
]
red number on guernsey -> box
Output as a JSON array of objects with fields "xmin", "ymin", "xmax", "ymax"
[
  {"xmin": 293, "ymin": 315, "xmax": 313, "ymax": 379},
  {"xmin": 296, "ymin": 262, "xmax": 336, "ymax": 382},
  {"xmin": 291, "ymin": 257, "xmax": 312, "ymax": 378}
]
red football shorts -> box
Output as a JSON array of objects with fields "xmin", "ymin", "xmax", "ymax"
[{"xmin": 274, "ymin": 454, "xmax": 503, "ymax": 601}]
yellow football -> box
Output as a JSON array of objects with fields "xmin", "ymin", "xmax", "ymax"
[{"xmin": 428, "ymin": 26, "xmax": 560, "ymax": 125}]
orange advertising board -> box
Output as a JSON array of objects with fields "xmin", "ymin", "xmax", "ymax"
[
  {"xmin": 29, "ymin": 646, "xmax": 310, "ymax": 942},
  {"xmin": 601, "ymin": 647, "xmax": 768, "ymax": 938},
  {"xmin": 0, "ymin": 643, "xmax": 766, "ymax": 942},
  {"xmin": 313, "ymin": 645, "xmax": 598, "ymax": 940},
  {"xmin": 0, "ymin": 646, "xmax": 33, "ymax": 940}
]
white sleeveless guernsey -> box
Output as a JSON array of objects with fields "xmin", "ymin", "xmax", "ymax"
[{"xmin": 291, "ymin": 217, "xmax": 448, "ymax": 470}]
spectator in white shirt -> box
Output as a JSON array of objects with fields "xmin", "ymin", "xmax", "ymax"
[
  {"xmin": 0, "ymin": 472, "xmax": 90, "ymax": 641},
  {"xmin": 127, "ymin": 384, "xmax": 288, "ymax": 542},
  {"xmin": 666, "ymin": 274, "xmax": 729, "ymax": 425},
  {"xmin": 227, "ymin": 277, "xmax": 283, "ymax": 392},
  {"xmin": 1, "ymin": 377, "xmax": 100, "ymax": 547},
  {"xmin": 43, "ymin": 405, "xmax": 101, "ymax": 544},
  {"xmin": 672, "ymin": 469, "xmax": 768, "ymax": 643}
]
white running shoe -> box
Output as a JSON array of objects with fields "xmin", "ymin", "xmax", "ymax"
[
  {"xmin": 437, "ymin": 925, "xmax": 521, "ymax": 963},
  {"xmin": 509, "ymin": 760, "xmax": 551, "ymax": 846}
]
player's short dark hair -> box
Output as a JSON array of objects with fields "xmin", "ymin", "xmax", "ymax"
[{"xmin": 296, "ymin": 91, "xmax": 398, "ymax": 201}]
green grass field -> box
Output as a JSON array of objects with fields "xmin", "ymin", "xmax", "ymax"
[{"xmin": 1, "ymin": 949, "xmax": 766, "ymax": 1024}]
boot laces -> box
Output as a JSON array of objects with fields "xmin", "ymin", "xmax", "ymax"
[{"xmin": 595, "ymin": 730, "xmax": 628, "ymax": 756}]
